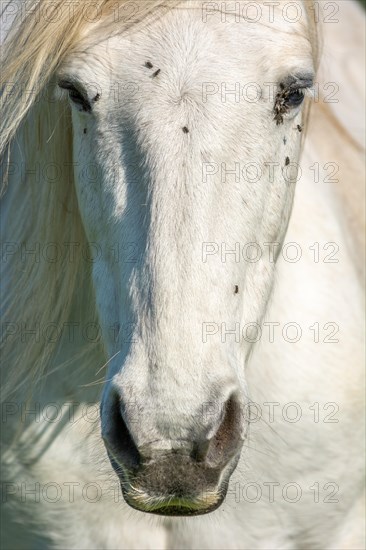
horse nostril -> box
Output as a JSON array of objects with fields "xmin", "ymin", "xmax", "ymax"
[
  {"xmin": 104, "ymin": 394, "xmax": 141, "ymax": 472},
  {"xmin": 103, "ymin": 391, "xmax": 244, "ymax": 477},
  {"xmin": 204, "ymin": 394, "xmax": 243, "ymax": 468}
]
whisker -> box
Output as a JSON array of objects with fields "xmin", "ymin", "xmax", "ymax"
[
  {"xmin": 81, "ymin": 374, "xmax": 115, "ymax": 388},
  {"xmin": 95, "ymin": 351, "xmax": 121, "ymax": 376}
]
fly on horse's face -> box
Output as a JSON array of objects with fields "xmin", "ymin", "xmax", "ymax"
[{"xmin": 57, "ymin": 1, "xmax": 315, "ymax": 515}]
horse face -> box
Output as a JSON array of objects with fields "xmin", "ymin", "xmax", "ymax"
[{"xmin": 57, "ymin": 1, "xmax": 314, "ymax": 515}]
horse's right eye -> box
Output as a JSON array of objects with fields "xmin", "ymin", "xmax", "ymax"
[{"xmin": 58, "ymin": 81, "xmax": 91, "ymax": 113}]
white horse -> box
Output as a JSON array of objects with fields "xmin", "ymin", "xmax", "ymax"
[{"xmin": 1, "ymin": 0, "xmax": 364, "ymax": 548}]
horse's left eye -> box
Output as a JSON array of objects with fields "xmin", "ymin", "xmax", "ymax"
[
  {"xmin": 274, "ymin": 81, "xmax": 309, "ymax": 125},
  {"xmin": 286, "ymin": 89, "xmax": 305, "ymax": 107}
]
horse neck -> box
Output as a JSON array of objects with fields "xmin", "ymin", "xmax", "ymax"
[{"xmin": 305, "ymin": 101, "xmax": 365, "ymax": 280}]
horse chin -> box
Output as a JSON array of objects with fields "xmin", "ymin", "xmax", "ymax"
[
  {"xmin": 110, "ymin": 452, "xmax": 241, "ymax": 517},
  {"xmin": 123, "ymin": 493, "xmax": 225, "ymax": 517}
]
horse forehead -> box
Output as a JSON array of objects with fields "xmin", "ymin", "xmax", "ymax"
[
  {"xmin": 80, "ymin": 4, "xmax": 309, "ymax": 89},
  {"xmin": 103, "ymin": 17, "xmax": 247, "ymax": 87}
]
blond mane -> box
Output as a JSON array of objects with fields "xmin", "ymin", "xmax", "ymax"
[{"xmin": 0, "ymin": 0, "xmax": 320, "ymax": 399}]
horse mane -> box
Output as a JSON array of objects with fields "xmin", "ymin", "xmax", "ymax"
[{"xmin": 0, "ymin": 0, "xmax": 320, "ymax": 399}]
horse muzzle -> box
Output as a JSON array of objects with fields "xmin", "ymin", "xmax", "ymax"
[
  {"xmin": 111, "ymin": 451, "xmax": 240, "ymax": 516},
  {"xmin": 102, "ymin": 393, "xmax": 245, "ymax": 516}
]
